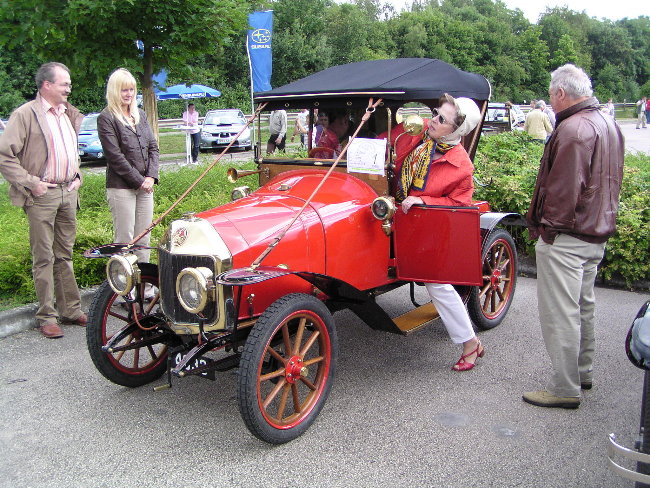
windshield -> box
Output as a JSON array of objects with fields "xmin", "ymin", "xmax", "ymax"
[
  {"xmin": 204, "ymin": 113, "xmax": 243, "ymax": 125},
  {"xmin": 80, "ymin": 115, "xmax": 98, "ymax": 131}
]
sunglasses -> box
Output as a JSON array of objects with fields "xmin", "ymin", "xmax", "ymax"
[{"xmin": 431, "ymin": 107, "xmax": 464, "ymax": 129}]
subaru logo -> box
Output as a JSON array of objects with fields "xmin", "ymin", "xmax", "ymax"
[{"xmin": 251, "ymin": 29, "xmax": 271, "ymax": 43}]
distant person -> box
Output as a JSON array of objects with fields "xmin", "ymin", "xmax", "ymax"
[
  {"xmin": 539, "ymin": 100, "xmax": 556, "ymax": 127},
  {"xmin": 290, "ymin": 108, "xmax": 309, "ymax": 147},
  {"xmin": 646, "ymin": 96, "xmax": 650, "ymax": 124},
  {"xmin": 606, "ymin": 98, "xmax": 616, "ymax": 119},
  {"xmin": 312, "ymin": 110, "xmax": 350, "ymax": 159},
  {"xmin": 524, "ymin": 101, "xmax": 553, "ymax": 141},
  {"xmin": 0, "ymin": 62, "xmax": 86, "ymax": 338},
  {"xmin": 267, "ymin": 109, "xmax": 287, "ymax": 154},
  {"xmin": 524, "ymin": 64, "xmax": 624, "ymax": 409},
  {"xmin": 97, "ymin": 68, "xmax": 159, "ymax": 270},
  {"xmin": 636, "ymin": 96, "xmax": 647, "ymax": 129},
  {"xmin": 313, "ymin": 111, "xmax": 328, "ymax": 147},
  {"xmin": 182, "ymin": 103, "xmax": 200, "ymax": 164}
]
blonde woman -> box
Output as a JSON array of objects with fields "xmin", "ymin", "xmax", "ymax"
[{"xmin": 97, "ymin": 68, "xmax": 159, "ymax": 265}]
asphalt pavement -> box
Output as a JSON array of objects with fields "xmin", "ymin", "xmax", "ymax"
[{"xmin": 1, "ymin": 277, "xmax": 649, "ymax": 488}]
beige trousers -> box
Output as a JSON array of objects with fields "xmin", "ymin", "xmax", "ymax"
[
  {"xmin": 23, "ymin": 185, "xmax": 82, "ymax": 325},
  {"xmin": 106, "ymin": 187, "xmax": 154, "ymax": 263},
  {"xmin": 535, "ymin": 234, "xmax": 606, "ymax": 398}
]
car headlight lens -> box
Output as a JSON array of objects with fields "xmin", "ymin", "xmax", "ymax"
[
  {"xmin": 106, "ymin": 254, "xmax": 140, "ymax": 295},
  {"xmin": 231, "ymin": 186, "xmax": 251, "ymax": 201},
  {"xmin": 371, "ymin": 196, "xmax": 396, "ymax": 221},
  {"xmin": 176, "ymin": 267, "xmax": 215, "ymax": 314}
]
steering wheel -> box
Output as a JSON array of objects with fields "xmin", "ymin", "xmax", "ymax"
[{"xmin": 308, "ymin": 146, "xmax": 336, "ymax": 158}]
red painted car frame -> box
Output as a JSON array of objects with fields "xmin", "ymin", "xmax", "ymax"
[{"xmin": 86, "ymin": 58, "xmax": 525, "ymax": 444}]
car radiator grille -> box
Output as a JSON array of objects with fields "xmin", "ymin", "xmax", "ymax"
[{"xmin": 158, "ymin": 249, "xmax": 218, "ymax": 325}]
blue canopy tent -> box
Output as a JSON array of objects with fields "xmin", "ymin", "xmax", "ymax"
[
  {"xmin": 155, "ymin": 83, "xmax": 221, "ymax": 100},
  {"xmin": 155, "ymin": 84, "xmax": 221, "ymax": 164}
]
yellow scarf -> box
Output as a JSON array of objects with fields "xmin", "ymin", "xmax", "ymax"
[{"xmin": 396, "ymin": 140, "xmax": 455, "ymax": 202}]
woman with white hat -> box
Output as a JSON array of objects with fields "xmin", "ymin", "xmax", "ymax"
[{"xmin": 394, "ymin": 93, "xmax": 484, "ymax": 371}]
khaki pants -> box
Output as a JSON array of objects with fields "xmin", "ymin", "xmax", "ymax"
[
  {"xmin": 106, "ymin": 187, "xmax": 154, "ymax": 263},
  {"xmin": 23, "ymin": 186, "xmax": 82, "ymax": 325},
  {"xmin": 535, "ymin": 234, "xmax": 606, "ymax": 397}
]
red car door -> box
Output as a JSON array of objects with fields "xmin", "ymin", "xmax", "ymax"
[{"xmin": 393, "ymin": 205, "xmax": 482, "ymax": 286}]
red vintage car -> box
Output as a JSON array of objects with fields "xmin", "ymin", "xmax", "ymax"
[{"xmin": 86, "ymin": 58, "xmax": 525, "ymax": 444}]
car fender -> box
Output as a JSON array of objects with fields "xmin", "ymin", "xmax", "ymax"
[
  {"xmin": 479, "ymin": 212, "xmax": 526, "ymax": 248},
  {"xmin": 217, "ymin": 267, "xmax": 403, "ymax": 334}
]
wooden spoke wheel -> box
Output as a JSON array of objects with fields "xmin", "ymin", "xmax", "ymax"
[
  {"xmin": 238, "ymin": 293, "xmax": 338, "ymax": 444},
  {"xmin": 468, "ymin": 229, "xmax": 518, "ymax": 330},
  {"xmin": 87, "ymin": 263, "xmax": 169, "ymax": 387}
]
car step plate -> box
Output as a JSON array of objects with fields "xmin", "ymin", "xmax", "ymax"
[{"xmin": 393, "ymin": 303, "xmax": 439, "ymax": 334}]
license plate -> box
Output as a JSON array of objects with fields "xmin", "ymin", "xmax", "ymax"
[
  {"xmin": 78, "ymin": 150, "xmax": 85, "ymax": 156},
  {"xmin": 217, "ymin": 138, "xmax": 231, "ymax": 144},
  {"xmin": 173, "ymin": 352, "xmax": 215, "ymax": 380}
]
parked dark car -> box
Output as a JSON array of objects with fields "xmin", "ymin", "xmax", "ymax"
[
  {"xmin": 482, "ymin": 102, "xmax": 525, "ymax": 135},
  {"xmin": 85, "ymin": 58, "xmax": 524, "ymax": 445},
  {"xmin": 199, "ymin": 109, "xmax": 252, "ymax": 152},
  {"xmin": 78, "ymin": 113, "xmax": 105, "ymax": 161}
]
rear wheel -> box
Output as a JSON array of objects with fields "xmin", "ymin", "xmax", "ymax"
[
  {"xmin": 87, "ymin": 263, "xmax": 169, "ymax": 387},
  {"xmin": 238, "ymin": 293, "xmax": 338, "ymax": 444},
  {"xmin": 468, "ymin": 229, "xmax": 517, "ymax": 330}
]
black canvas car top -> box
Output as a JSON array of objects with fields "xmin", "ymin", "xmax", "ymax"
[{"xmin": 254, "ymin": 58, "xmax": 491, "ymax": 106}]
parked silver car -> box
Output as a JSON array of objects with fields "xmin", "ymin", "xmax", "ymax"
[
  {"xmin": 199, "ymin": 109, "xmax": 252, "ymax": 152},
  {"xmin": 482, "ymin": 102, "xmax": 525, "ymax": 135}
]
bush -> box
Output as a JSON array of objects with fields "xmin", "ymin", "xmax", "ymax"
[{"xmin": 475, "ymin": 132, "xmax": 650, "ymax": 288}]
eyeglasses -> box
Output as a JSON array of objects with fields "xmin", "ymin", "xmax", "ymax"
[
  {"xmin": 48, "ymin": 82, "xmax": 72, "ymax": 89},
  {"xmin": 431, "ymin": 108, "xmax": 455, "ymax": 127}
]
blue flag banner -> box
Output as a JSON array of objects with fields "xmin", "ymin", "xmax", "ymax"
[{"xmin": 247, "ymin": 10, "xmax": 273, "ymax": 93}]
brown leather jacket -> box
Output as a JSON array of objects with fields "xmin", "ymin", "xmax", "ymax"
[
  {"xmin": 527, "ymin": 97, "xmax": 624, "ymax": 244},
  {"xmin": 97, "ymin": 108, "xmax": 159, "ymax": 190}
]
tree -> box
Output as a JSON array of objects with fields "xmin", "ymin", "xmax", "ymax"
[{"xmin": 0, "ymin": 0, "xmax": 247, "ymax": 135}]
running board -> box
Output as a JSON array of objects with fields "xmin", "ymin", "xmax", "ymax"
[{"xmin": 393, "ymin": 303, "xmax": 439, "ymax": 335}]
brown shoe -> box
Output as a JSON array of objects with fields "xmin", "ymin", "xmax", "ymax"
[
  {"xmin": 522, "ymin": 390, "xmax": 580, "ymax": 409},
  {"xmin": 61, "ymin": 313, "xmax": 88, "ymax": 327},
  {"xmin": 39, "ymin": 322, "xmax": 64, "ymax": 338}
]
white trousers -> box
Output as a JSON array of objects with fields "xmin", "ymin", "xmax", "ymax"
[
  {"xmin": 106, "ymin": 187, "xmax": 154, "ymax": 263},
  {"xmin": 424, "ymin": 283, "xmax": 475, "ymax": 344}
]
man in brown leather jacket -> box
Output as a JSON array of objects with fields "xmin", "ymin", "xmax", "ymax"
[{"xmin": 523, "ymin": 64, "xmax": 625, "ymax": 409}]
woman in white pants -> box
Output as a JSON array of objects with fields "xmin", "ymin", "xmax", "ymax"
[
  {"xmin": 97, "ymin": 68, "xmax": 159, "ymax": 266},
  {"xmin": 394, "ymin": 94, "xmax": 483, "ymax": 371}
]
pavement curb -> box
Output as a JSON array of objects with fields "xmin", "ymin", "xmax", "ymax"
[{"xmin": 0, "ymin": 287, "xmax": 98, "ymax": 339}]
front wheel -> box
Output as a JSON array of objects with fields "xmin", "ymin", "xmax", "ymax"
[
  {"xmin": 468, "ymin": 229, "xmax": 518, "ymax": 330},
  {"xmin": 86, "ymin": 263, "xmax": 169, "ymax": 387},
  {"xmin": 237, "ymin": 293, "xmax": 338, "ymax": 444}
]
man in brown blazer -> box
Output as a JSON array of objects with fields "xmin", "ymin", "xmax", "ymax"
[{"xmin": 0, "ymin": 62, "xmax": 87, "ymax": 338}]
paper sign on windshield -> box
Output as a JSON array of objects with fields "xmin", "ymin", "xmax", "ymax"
[{"xmin": 346, "ymin": 138, "xmax": 386, "ymax": 176}]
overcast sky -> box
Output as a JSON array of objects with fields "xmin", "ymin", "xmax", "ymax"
[{"xmin": 379, "ymin": 0, "xmax": 646, "ymax": 23}]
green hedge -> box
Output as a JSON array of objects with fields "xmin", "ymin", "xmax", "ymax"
[
  {"xmin": 0, "ymin": 132, "xmax": 648, "ymax": 310},
  {"xmin": 474, "ymin": 131, "xmax": 650, "ymax": 287}
]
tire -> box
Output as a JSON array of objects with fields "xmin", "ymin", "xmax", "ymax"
[
  {"xmin": 86, "ymin": 263, "xmax": 169, "ymax": 387},
  {"xmin": 237, "ymin": 293, "xmax": 338, "ymax": 444},
  {"xmin": 468, "ymin": 229, "xmax": 517, "ymax": 330}
]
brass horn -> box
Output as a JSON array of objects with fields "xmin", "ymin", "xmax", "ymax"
[
  {"xmin": 403, "ymin": 114, "xmax": 425, "ymax": 136},
  {"xmin": 227, "ymin": 167, "xmax": 267, "ymax": 183}
]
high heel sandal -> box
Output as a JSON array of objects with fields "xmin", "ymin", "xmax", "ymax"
[{"xmin": 452, "ymin": 340, "xmax": 484, "ymax": 372}]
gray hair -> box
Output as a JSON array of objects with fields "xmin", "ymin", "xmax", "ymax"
[
  {"xmin": 35, "ymin": 62, "xmax": 70, "ymax": 89},
  {"xmin": 535, "ymin": 101, "xmax": 545, "ymax": 109},
  {"xmin": 550, "ymin": 64, "xmax": 593, "ymax": 99}
]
